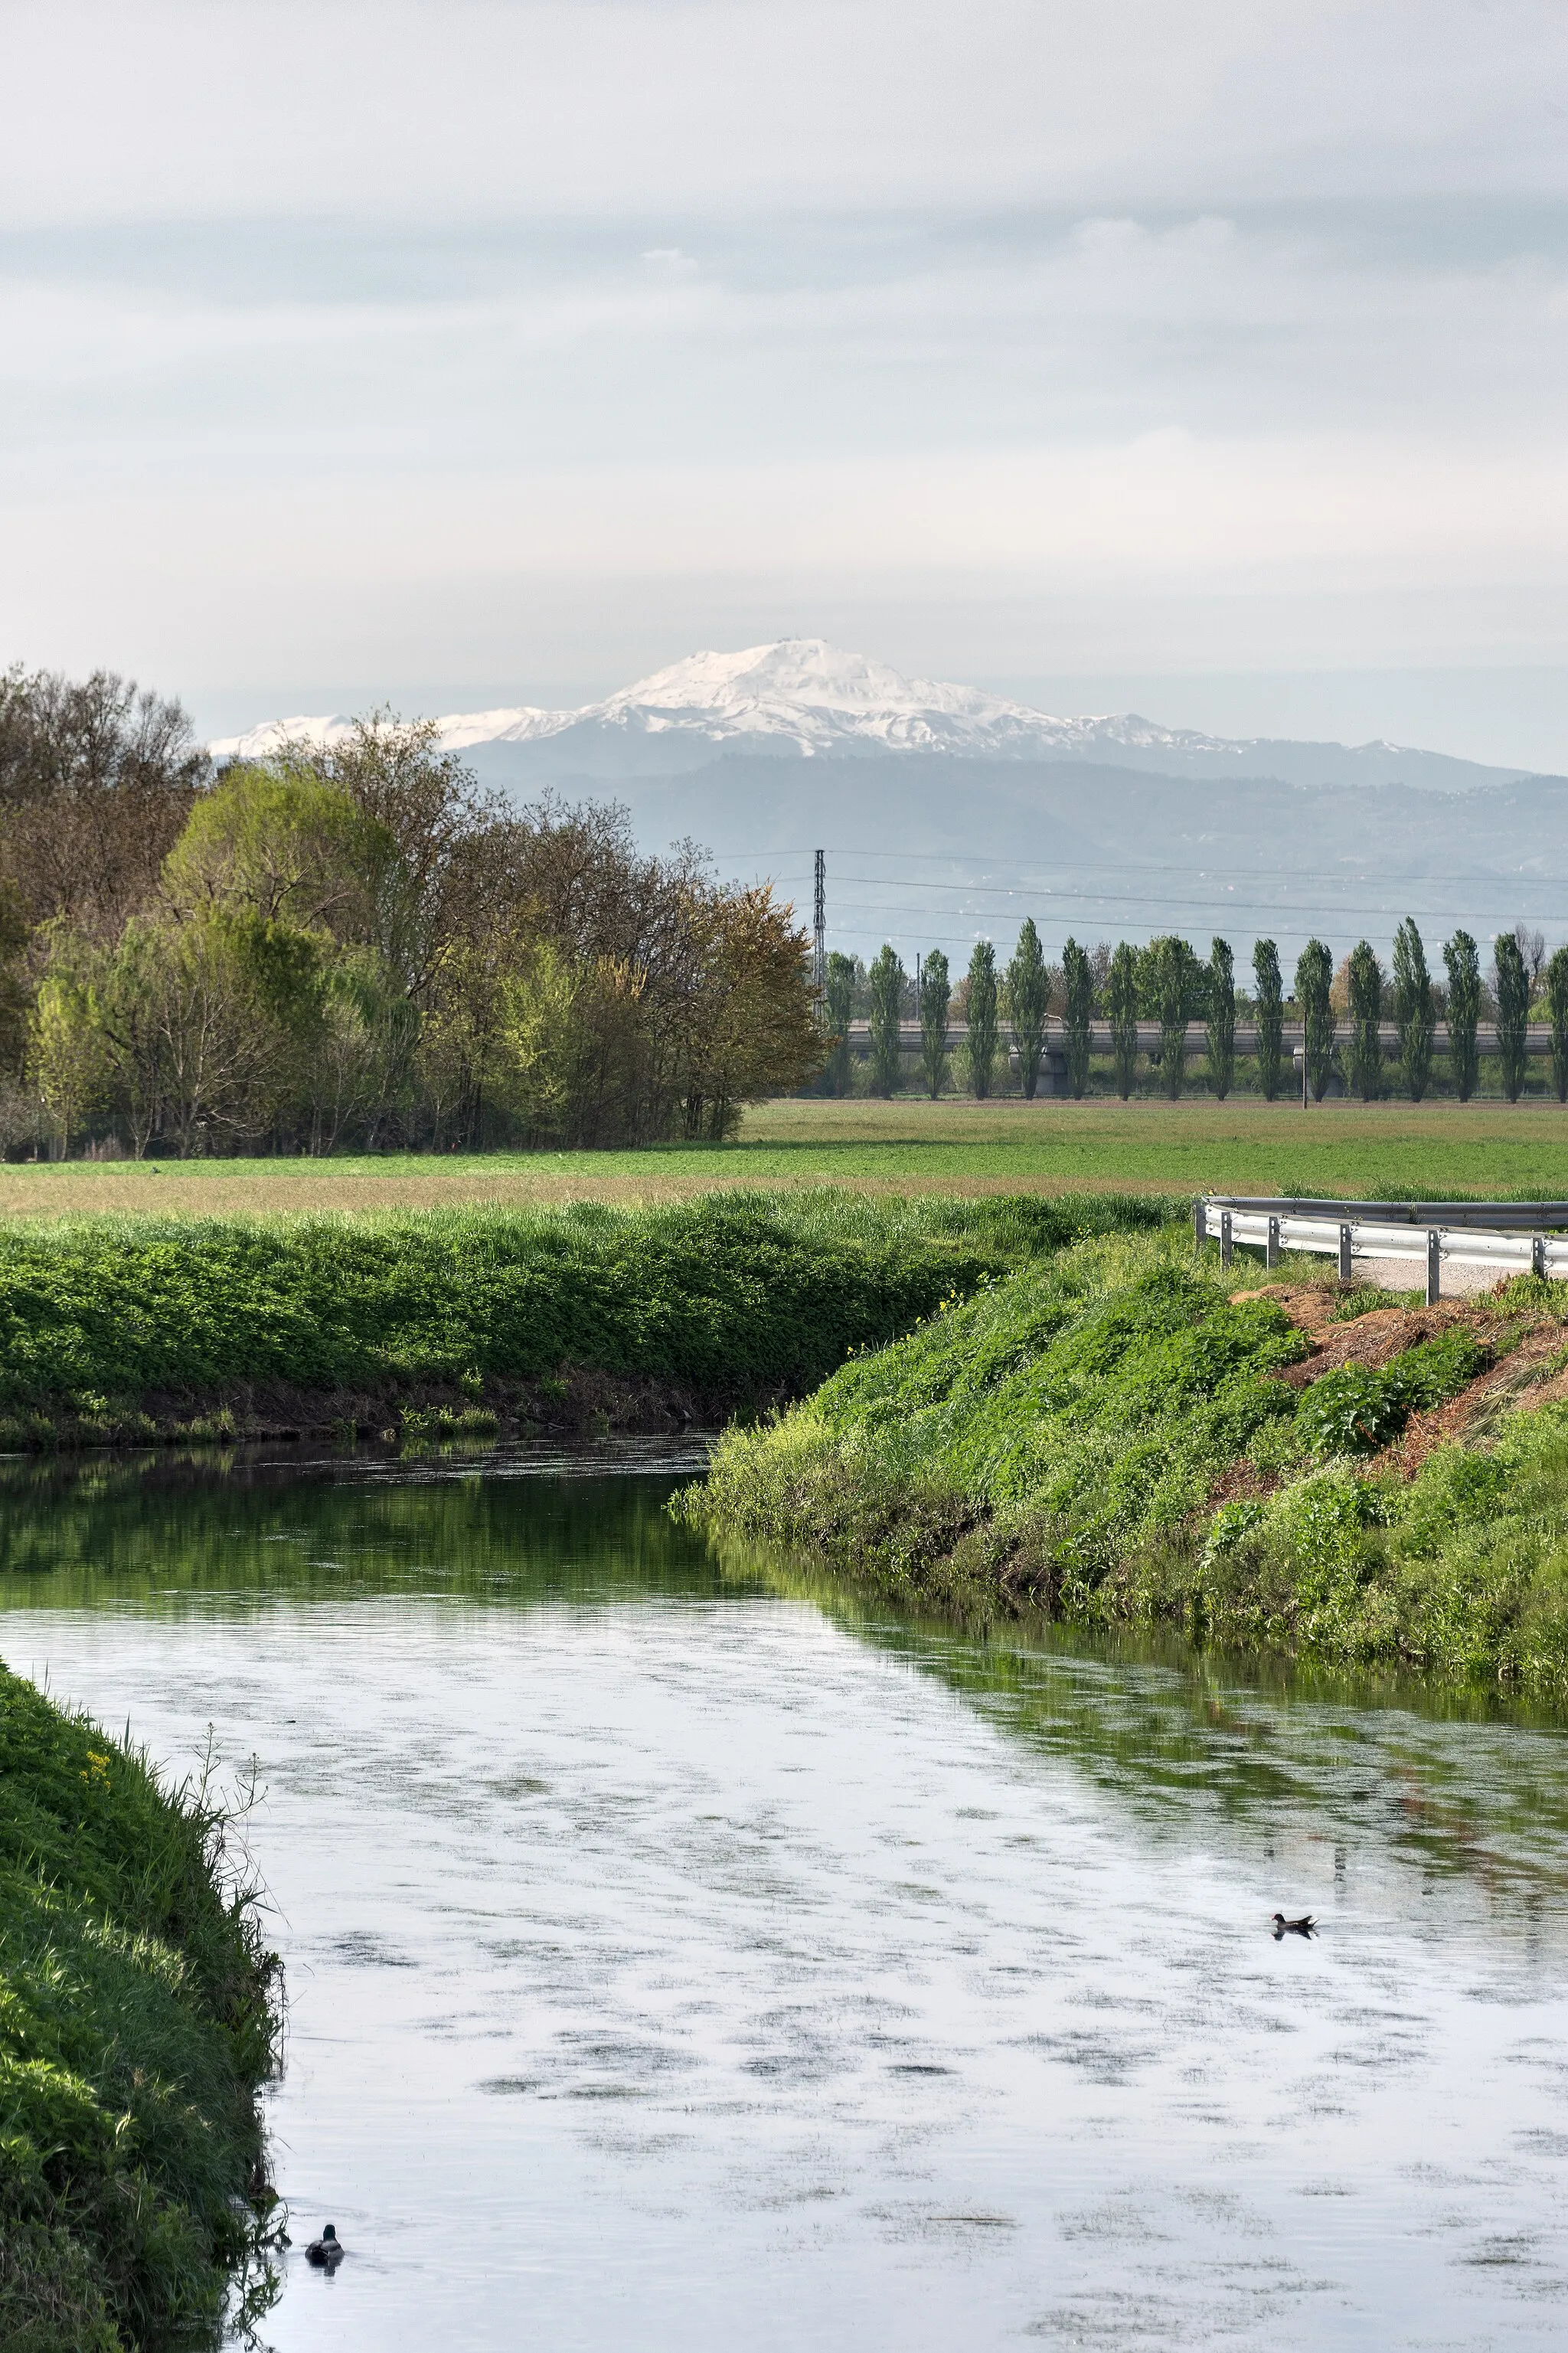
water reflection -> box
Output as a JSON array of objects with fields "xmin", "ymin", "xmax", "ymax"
[{"xmin": 2, "ymin": 1445, "xmax": 1567, "ymax": 2350}]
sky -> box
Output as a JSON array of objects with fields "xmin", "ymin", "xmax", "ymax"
[{"xmin": 5, "ymin": 0, "xmax": 1568, "ymax": 761}]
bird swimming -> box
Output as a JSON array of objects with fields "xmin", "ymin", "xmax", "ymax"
[
  {"xmin": 1271, "ymin": 1912, "xmax": 1315, "ymax": 1939},
  {"xmin": 305, "ymin": 2223, "xmax": 345, "ymax": 2268}
]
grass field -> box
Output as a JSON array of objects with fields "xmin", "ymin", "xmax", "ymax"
[{"xmin": 2, "ymin": 1097, "xmax": 1567, "ymax": 1220}]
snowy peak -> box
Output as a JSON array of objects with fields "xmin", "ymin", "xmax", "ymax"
[{"xmin": 208, "ymin": 639, "xmax": 1539, "ymax": 791}]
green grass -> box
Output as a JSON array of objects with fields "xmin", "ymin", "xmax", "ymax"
[
  {"xmin": 0, "ymin": 1190, "xmax": 1168, "ymax": 1441},
  {"xmin": 0, "ymin": 1665, "xmax": 280, "ymax": 2350},
  {"xmin": 5, "ymin": 1096, "xmax": 1568, "ymax": 1221},
  {"xmin": 685, "ymin": 1230, "xmax": 1568, "ymax": 1694}
]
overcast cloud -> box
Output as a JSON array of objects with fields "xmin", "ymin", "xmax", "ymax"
[{"xmin": 4, "ymin": 0, "xmax": 1568, "ymax": 753}]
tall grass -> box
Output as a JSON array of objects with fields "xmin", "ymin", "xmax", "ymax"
[{"xmin": 0, "ymin": 1665, "xmax": 281, "ymax": 2349}]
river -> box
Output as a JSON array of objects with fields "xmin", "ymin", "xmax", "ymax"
[{"xmin": 4, "ymin": 1440, "xmax": 1568, "ymax": 2349}]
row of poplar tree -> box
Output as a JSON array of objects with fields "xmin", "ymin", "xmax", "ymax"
[{"xmin": 821, "ymin": 921, "xmax": 1568, "ymax": 1102}]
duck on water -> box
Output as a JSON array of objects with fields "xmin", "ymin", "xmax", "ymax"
[
  {"xmin": 1272, "ymin": 1912, "xmax": 1316, "ymax": 1940},
  {"xmin": 306, "ymin": 2224, "xmax": 345, "ymax": 2269}
]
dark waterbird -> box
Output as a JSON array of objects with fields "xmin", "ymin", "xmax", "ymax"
[
  {"xmin": 1271, "ymin": 1912, "xmax": 1316, "ymax": 1939},
  {"xmin": 305, "ymin": 2223, "xmax": 345, "ymax": 2269}
]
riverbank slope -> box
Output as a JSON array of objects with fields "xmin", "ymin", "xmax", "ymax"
[
  {"xmin": 0, "ymin": 1191, "xmax": 1165, "ymax": 1448},
  {"xmin": 0, "ymin": 1664, "xmax": 281, "ymax": 2349},
  {"xmin": 685, "ymin": 1231, "xmax": 1568, "ymax": 1695}
]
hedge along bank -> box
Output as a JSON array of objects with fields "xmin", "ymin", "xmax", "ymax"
[
  {"xmin": 684, "ymin": 1227, "xmax": 1568, "ymax": 1696},
  {"xmin": 0, "ymin": 1189, "xmax": 1172, "ymax": 1447},
  {"xmin": 0, "ymin": 1663, "xmax": 282, "ymax": 2351}
]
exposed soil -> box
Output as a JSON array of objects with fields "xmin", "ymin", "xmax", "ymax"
[{"xmin": 1227, "ymin": 1277, "xmax": 1568, "ymax": 1483}]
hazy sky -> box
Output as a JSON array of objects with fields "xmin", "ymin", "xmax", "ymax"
[{"xmin": 5, "ymin": 0, "xmax": 1568, "ymax": 757}]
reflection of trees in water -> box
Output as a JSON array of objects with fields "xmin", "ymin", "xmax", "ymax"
[
  {"xmin": 0, "ymin": 1448, "xmax": 720, "ymax": 1602},
  {"xmin": 719, "ymin": 1538, "xmax": 1568, "ymax": 1924}
]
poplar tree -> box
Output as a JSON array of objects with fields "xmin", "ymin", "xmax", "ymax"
[
  {"xmin": 1295, "ymin": 938, "xmax": 1334, "ymax": 1102},
  {"xmin": 1062, "ymin": 936, "xmax": 1093, "ymax": 1099},
  {"xmin": 1346, "ymin": 940, "xmax": 1383, "ymax": 1100},
  {"xmin": 1106, "ymin": 941, "xmax": 1139, "ymax": 1099},
  {"xmin": 1391, "ymin": 918, "xmax": 1433, "ymax": 1102},
  {"xmin": 965, "ymin": 940, "xmax": 998, "ymax": 1099},
  {"xmin": 1493, "ymin": 930, "xmax": 1530, "ymax": 1103},
  {"xmin": 1207, "ymin": 936, "xmax": 1235, "ymax": 1101},
  {"xmin": 1251, "ymin": 939, "xmax": 1284, "ymax": 1100},
  {"xmin": 1004, "ymin": 919, "xmax": 1050, "ymax": 1100},
  {"xmin": 824, "ymin": 951, "xmax": 856, "ymax": 1096},
  {"xmin": 1444, "ymin": 931, "xmax": 1481, "ymax": 1102},
  {"xmin": 867, "ymin": 944, "xmax": 905, "ymax": 1096},
  {"xmin": 1548, "ymin": 946, "xmax": 1568, "ymax": 1104},
  {"xmin": 1146, "ymin": 935, "xmax": 1198, "ymax": 1100},
  {"xmin": 920, "ymin": 949, "xmax": 950, "ymax": 1099}
]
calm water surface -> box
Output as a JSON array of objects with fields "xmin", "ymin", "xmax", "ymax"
[{"xmin": 5, "ymin": 1442, "xmax": 1568, "ymax": 2349}]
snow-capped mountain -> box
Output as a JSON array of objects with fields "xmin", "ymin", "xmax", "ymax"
[{"xmin": 210, "ymin": 636, "xmax": 1539, "ymax": 793}]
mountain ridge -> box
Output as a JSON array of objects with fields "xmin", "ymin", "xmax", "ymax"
[{"xmin": 210, "ymin": 637, "xmax": 1542, "ymax": 794}]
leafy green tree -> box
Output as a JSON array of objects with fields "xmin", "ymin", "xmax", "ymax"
[
  {"xmin": 867, "ymin": 945, "xmax": 905, "ymax": 1096},
  {"xmin": 1493, "ymin": 930, "xmax": 1530, "ymax": 1103},
  {"xmin": 1106, "ymin": 942, "xmax": 1139, "ymax": 1099},
  {"xmin": 965, "ymin": 941, "xmax": 998, "ymax": 1099},
  {"xmin": 1062, "ymin": 936, "xmax": 1094, "ymax": 1099},
  {"xmin": 823, "ymin": 951, "xmax": 856, "ymax": 1096},
  {"xmin": 1004, "ymin": 919, "xmax": 1049, "ymax": 1100},
  {"xmin": 1295, "ymin": 939, "xmax": 1334, "ymax": 1102},
  {"xmin": 1548, "ymin": 947, "xmax": 1568, "ymax": 1104},
  {"xmin": 1444, "ymin": 930, "xmax": 1481, "ymax": 1102},
  {"xmin": 1392, "ymin": 918, "xmax": 1433, "ymax": 1102},
  {"xmin": 1347, "ymin": 940, "xmax": 1383, "ymax": 1100},
  {"xmin": 1251, "ymin": 940, "xmax": 1283, "ymax": 1100},
  {"xmin": 1145, "ymin": 935, "xmax": 1199, "ymax": 1099},
  {"xmin": 165, "ymin": 760, "xmax": 388, "ymax": 936},
  {"xmin": 28, "ymin": 953, "xmax": 110, "ymax": 1155},
  {"xmin": 1207, "ymin": 937, "xmax": 1235, "ymax": 1100},
  {"xmin": 920, "ymin": 949, "xmax": 951, "ymax": 1098}
]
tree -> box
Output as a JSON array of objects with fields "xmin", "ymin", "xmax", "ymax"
[
  {"xmin": 1145, "ymin": 935, "xmax": 1199, "ymax": 1100},
  {"xmin": 0, "ymin": 879, "xmax": 27, "ymax": 1080},
  {"xmin": 867, "ymin": 945, "xmax": 905, "ymax": 1096},
  {"xmin": 1062, "ymin": 936, "xmax": 1094, "ymax": 1099},
  {"xmin": 1548, "ymin": 948, "xmax": 1568, "ymax": 1104},
  {"xmin": 1295, "ymin": 939, "xmax": 1334, "ymax": 1102},
  {"xmin": 824, "ymin": 952, "xmax": 856, "ymax": 1096},
  {"xmin": 1493, "ymin": 930, "xmax": 1530, "ymax": 1103},
  {"xmin": 1252, "ymin": 940, "xmax": 1283, "ymax": 1100},
  {"xmin": 0, "ymin": 666, "xmax": 208, "ymax": 939},
  {"xmin": 1517, "ymin": 922, "xmax": 1547, "ymax": 989},
  {"xmin": 965, "ymin": 941, "xmax": 999, "ymax": 1099},
  {"xmin": 920, "ymin": 949, "xmax": 951, "ymax": 1098},
  {"xmin": 1004, "ymin": 920, "xmax": 1049, "ymax": 1100},
  {"xmin": 28, "ymin": 952, "xmax": 110, "ymax": 1155},
  {"xmin": 675, "ymin": 884, "xmax": 824, "ymax": 1141},
  {"xmin": 1392, "ymin": 918, "xmax": 1433, "ymax": 1102},
  {"xmin": 1106, "ymin": 942, "xmax": 1139, "ymax": 1100},
  {"xmin": 1445, "ymin": 930, "xmax": 1481, "ymax": 1102},
  {"xmin": 1346, "ymin": 940, "xmax": 1383, "ymax": 1100},
  {"xmin": 1207, "ymin": 937, "xmax": 1235, "ymax": 1100},
  {"xmin": 165, "ymin": 760, "xmax": 388, "ymax": 936}
]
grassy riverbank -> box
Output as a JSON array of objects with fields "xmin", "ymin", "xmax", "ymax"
[
  {"xmin": 0, "ymin": 1664, "xmax": 280, "ymax": 2349},
  {"xmin": 0, "ymin": 1190, "xmax": 1167, "ymax": 1446},
  {"xmin": 685, "ymin": 1230, "xmax": 1568, "ymax": 1695}
]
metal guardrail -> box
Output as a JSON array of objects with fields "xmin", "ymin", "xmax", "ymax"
[{"xmin": 1196, "ymin": 1195, "xmax": 1568, "ymax": 1304}]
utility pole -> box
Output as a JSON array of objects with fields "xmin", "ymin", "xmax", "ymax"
[{"xmin": 813, "ymin": 849, "xmax": 825, "ymax": 997}]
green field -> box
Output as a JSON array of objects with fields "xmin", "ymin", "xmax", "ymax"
[{"xmin": 2, "ymin": 1097, "xmax": 1567, "ymax": 1221}]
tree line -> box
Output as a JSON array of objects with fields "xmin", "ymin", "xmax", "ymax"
[
  {"xmin": 820, "ymin": 922, "xmax": 1568, "ymax": 1103},
  {"xmin": 0, "ymin": 668, "xmax": 822, "ymax": 1157}
]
